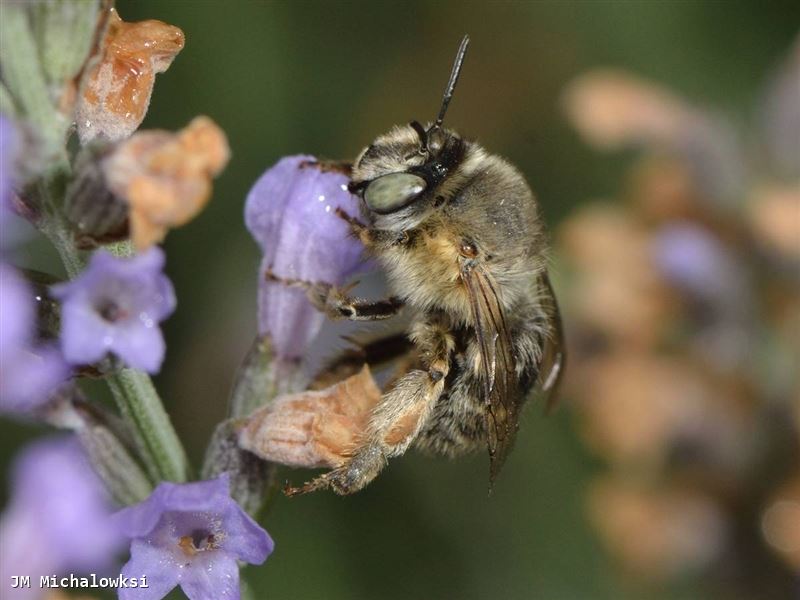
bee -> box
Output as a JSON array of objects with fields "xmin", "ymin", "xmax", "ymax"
[{"xmin": 281, "ymin": 35, "xmax": 564, "ymax": 495}]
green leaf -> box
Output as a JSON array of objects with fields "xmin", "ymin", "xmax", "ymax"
[
  {"xmin": 44, "ymin": 387, "xmax": 153, "ymax": 506},
  {"xmin": 0, "ymin": 82, "xmax": 18, "ymax": 117},
  {"xmin": 31, "ymin": 0, "xmax": 100, "ymax": 84},
  {"xmin": 0, "ymin": 4, "xmax": 65, "ymax": 144}
]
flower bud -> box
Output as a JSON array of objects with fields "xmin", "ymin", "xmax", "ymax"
[
  {"xmin": 761, "ymin": 475, "xmax": 800, "ymax": 571},
  {"xmin": 588, "ymin": 477, "xmax": 728, "ymax": 580},
  {"xmin": 239, "ymin": 365, "xmax": 381, "ymax": 469},
  {"xmin": 75, "ymin": 7, "xmax": 184, "ymax": 144},
  {"xmin": 103, "ymin": 116, "xmax": 230, "ymax": 250},
  {"xmin": 65, "ymin": 143, "xmax": 129, "ymax": 247}
]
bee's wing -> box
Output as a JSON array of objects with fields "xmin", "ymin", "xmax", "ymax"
[
  {"xmin": 538, "ymin": 271, "xmax": 566, "ymax": 413},
  {"xmin": 459, "ymin": 262, "xmax": 522, "ymax": 487}
]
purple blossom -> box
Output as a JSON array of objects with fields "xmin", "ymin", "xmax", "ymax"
[
  {"xmin": 0, "ymin": 263, "xmax": 67, "ymax": 413},
  {"xmin": 651, "ymin": 223, "xmax": 745, "ymax": 303},
  {"xmin": 652, "ymin": 222, "xmax": 755, "ymax": 370},
  {"xmin": 0, "ymin": 436, "xmax": 124, "ymax": 600},
  {"xmin": 245, "ymin": 155, "xmax": 366, "ymax": 360},
  {"xmin": 51, "ymin": 248, "xmax": 176, "ymax": 373},
  {"xmin": 115, "ymin": 474, "xmax": 274, "ymax": 600}
]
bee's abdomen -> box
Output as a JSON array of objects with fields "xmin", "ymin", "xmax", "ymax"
[{"xmin": 414, "ymin": 354, "xmax": 487, "ymax": 456}]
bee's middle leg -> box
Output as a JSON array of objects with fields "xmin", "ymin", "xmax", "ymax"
[
  {"xmin": 285, "ymin": 322, "xmax": 453, "ymax": 496},
  {"xmin": 264, "ymin": 267, "xmax": 403, "ymax": 321}
]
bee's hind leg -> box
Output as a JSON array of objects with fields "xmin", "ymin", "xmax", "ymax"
[
  {"xmin": 285, "ymin": 320, "xmax": 453, "ymax": 496},
  {"xmin": 264, "ymin": 267, "xmax": 403, "ymax": 321}
]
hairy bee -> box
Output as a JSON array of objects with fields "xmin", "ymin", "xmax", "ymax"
[{"xmin": 282, "ymin": 36, "xmax": 564, "ymax": 495}]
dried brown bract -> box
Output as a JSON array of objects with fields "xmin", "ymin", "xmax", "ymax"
[
  {"xmin": 103, "ymin": 116, "xmax": 230, "ymax": 250},
  {"xmin": 557, "ymin": 203, "xmax": 676, "ymax": 348},
  {"xmin": 588, "ymin": 477, "xmax": 728, "ymax": 581},
  {"xmin": 238, "ymin": 366, "xmax": 381, "ymax": 469},
  {"xmin": 574, "ymin": 354, "xmax": 752, "ymax": 476},
  {"xmin": 76, "ymin": 7, "xmax": 184, "ymax": 143},
  {"xmin": 762, "ymin": 474, "xmax": 800, "ymax": 571},
  {"xmin": 561, "ymin": 69, "xmax": 688, "ymax": 150},
  {"xmin": 748, "ymin": 185, "xmax": 800, "ymax": 259}
]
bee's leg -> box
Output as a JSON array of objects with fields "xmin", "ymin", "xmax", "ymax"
[
  {"xmin": 333, "ymin": 207, "xmax": 375, "ymax": 247},
  {"xmin": 309, "ymin": 333, "xmax": 415, "ymax": 390},
  {"xmin": 335, "ymin": 207, "xmax": 414, "ymax": 250},
  {"xmin": 264, "ymin": 267, "xmax": 403, "ymax": 321},
  {"xmin": 285, "ymin": 321, "xmax": 453, "ymax": 496}
]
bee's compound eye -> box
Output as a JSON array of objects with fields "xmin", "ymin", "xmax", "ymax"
[{"xmin": 364, "ymin": 173, "xmax": 427, "ymax": 214}]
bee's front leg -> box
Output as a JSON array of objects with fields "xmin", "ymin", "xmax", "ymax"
[
  {"xmin": 285, "ymin": 322, "xmax": 453, "ymax": 496},
  {"xmin": 264, "ymin": 267, "xmax": 403, "ymax": 321}
]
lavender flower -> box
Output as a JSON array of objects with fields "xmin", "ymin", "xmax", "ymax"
[
  {"xmin": 115, "ymin": 474, "xmax": 274, "ymax": 600},
  {"xmin": 651, "ymin": 222, "xmax": 745, "ymax": 303},
  {"xmin": 0, "ymin": 436, "xmax": 123, "ymax": 600},
  {"xmin": 51, "ymin": 248, "xmax": 176, "ymax": 373},
  {"xmin": 245, "ymin": 155, "xmax": 366, "ymax": 360},
  {"xmin": 0, "ymin": 264, "xmax": 67, "ymax": 412}
]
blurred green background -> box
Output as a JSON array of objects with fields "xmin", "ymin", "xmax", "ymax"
[{"xmin": 3, "ymin": 1, "xmax": 799, "ymax": 599}]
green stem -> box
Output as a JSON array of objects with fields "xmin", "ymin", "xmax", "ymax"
[
  {"xmin": 40, "ymin": 165, "xmax": 190, "ymax": 484},
  {"xmin": 106, "ymin": 369, "xmax": 190, "ymax": 483},
  {"xmin": 45, "ymin": 213, "xmax": 84, "ymax": 278},
  {"xmin": 38, "ymin": 161, "xmax": 82, "ymax": 278}
]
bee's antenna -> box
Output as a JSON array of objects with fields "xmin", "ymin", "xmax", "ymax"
[{"xmin": 432, "ymin": 34, "xmax": 470, "ymax": 130}]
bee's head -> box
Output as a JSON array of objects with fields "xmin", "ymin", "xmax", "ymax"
[
  {"xmin": 350, "ymin": 123, "xmax": 465, "ymax": 214},
  {"xmin": 348, "ymin": 36, "xmax": 470, "ymax": 228}
]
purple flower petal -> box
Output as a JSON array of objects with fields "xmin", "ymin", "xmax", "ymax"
[
  {"xmin": 119, "ymin": 540, "xmax": 181, "ymax": 600},
  {"xmin": 258, "ymin": 260, "xmax": 324, "ymax": 360},
  {"xmin": 0, "ymin": 263, "xmax": 33, "ymax": 353},
  {"xmin": 113, "ymin": 321, "xmax": 167, "ymax": 373},
  {"xmin": 58, "ymin": 296, "xmax": 115, "ymax": 365},
  {"xmin": 0, "ymin": 508, "xmax": 53, "ymax": 600},
  {"xmin": 179, "ymin": 552, "xmax": 241, "ymax": 600},
  {"xmin": 0, "ymin": 436, "xmax": 124, "ymax": 584},
  {"xmin": 116, "ymin": 475, "xmax": 231, "ymax": 538},
  {"xmin": 51, "ymin": 248, "xmax": 176, "ymax": 373},
  {"xmin": 0, "ymin": 264, "xmax": 68, "ymax": 413},
  {"xmin": 245, "ymin": 156, "xmax": 367, "ymax": 359},
  {"xmin": 0, "ymin": 344, "xmax": 68, "ymax": 413},
  {"xmin": 651, "ymin": 223, "xmax": 744, "ymax": 302},
  {"xmin": 115, "ymin": 475, "xmax": 273, "ymax": 600},
  {"xmin": 219, "ymin": 505, "xmax": 275, "ymax": 564}
]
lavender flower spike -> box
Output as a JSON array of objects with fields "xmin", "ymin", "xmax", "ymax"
[
  {"xmin": 0, "ymin": 264, "xmax": 67, "ymax": 413},
  {"xmin": 245, "ymin": 155, "xmax": 366, "ymax": 360},
  {"xmin": 115, "ymin": 474, "xmax": 274, "ymax": 600},
  {"xmin": 0, "ymin": 437, "xmax": 124, "ymax": 600},
  {"xmin": 51, "ymin": 247, "xmax": 176, "ymax": 373}
]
